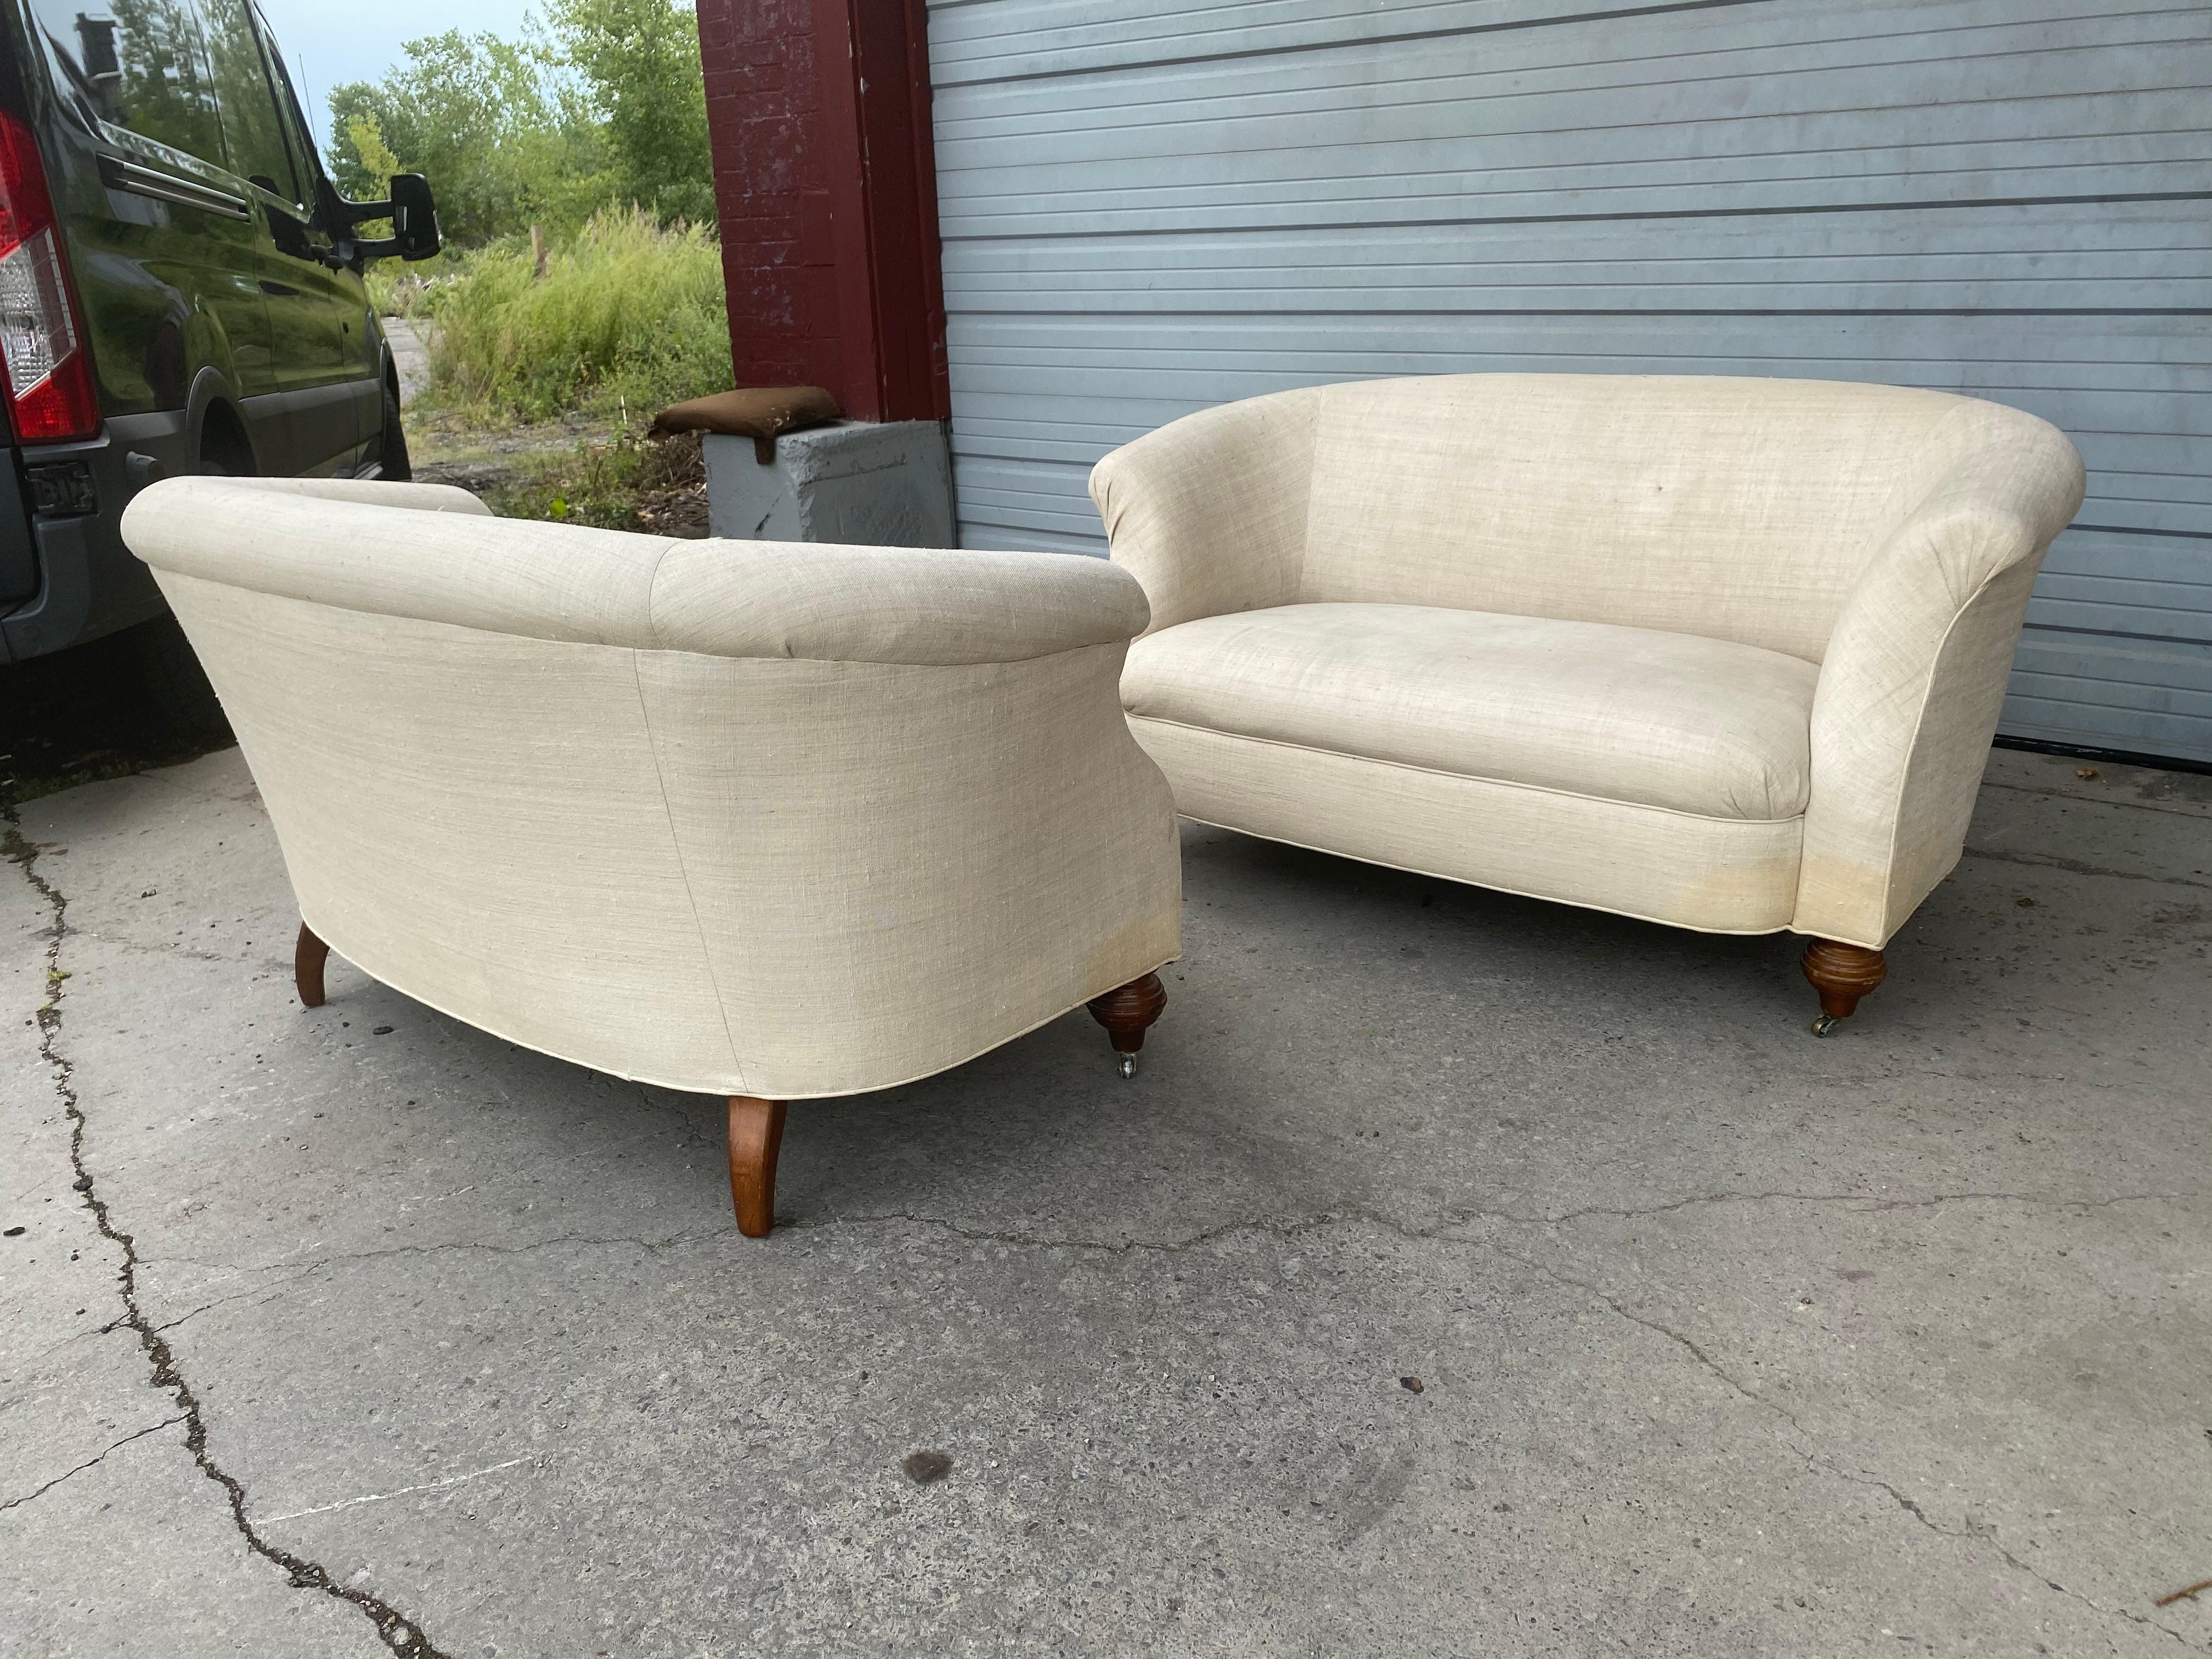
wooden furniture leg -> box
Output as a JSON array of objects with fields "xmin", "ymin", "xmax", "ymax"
[
  {"xmin": 1087, "ymin": 972, "xmax": 1168, "ymax": 1077},
  {"xmin": 727, "ymin": 1096, "xmax": 788, "ymax": 1238},
  {"xmin": 1802, "ymin": 939, "xmax": 1887, "ymax": 1036},
  {"xmin": 295, "ymin": 921, "xmax": 329, "ymax": 1008}
]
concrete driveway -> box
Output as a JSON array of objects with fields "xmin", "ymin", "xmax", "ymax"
[
  {"xmin": 383, "ymin": 318, "xmax": 431, "ymax": 407},
  {"xmin": 3, "ymin": 745, "xmax": 2207, "ymax": 1657}
]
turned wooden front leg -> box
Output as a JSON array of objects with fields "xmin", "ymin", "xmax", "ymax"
[
  {"xmin": 726, "ymin": 1096, "xmax": 788, "ymax": 1238},
  {"xmin": 1087, "ymin": 972, "xmax": 1167, "ymax": 1076},
  {"xmin": 1801, "ymin": 939, "xmax": 1887, "ymax": 1036},
  {"xmin": 295, "ymin": 921, "xmax": 329, "ymax": 1008}
]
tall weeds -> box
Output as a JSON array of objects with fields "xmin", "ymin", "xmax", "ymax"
[{"xmin": 413, "ymin": 209, "xmax": 731, "ymax": 424}]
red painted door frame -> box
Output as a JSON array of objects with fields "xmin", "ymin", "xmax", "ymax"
[{"xmin": 697, "ymin": 0, "xmax": 950, "ymax": 424}]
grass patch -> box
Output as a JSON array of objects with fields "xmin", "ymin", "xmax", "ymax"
[
  {"xmin": 365, "ymin": 245, "xmax": 470, "ymax": 320},
  {"xmin": 411, "ymin": 209, "xmax": 731, "ymax": 426},
  {"xmin": 478, "ymin": 430, "xmax": 706, "ymax": 533},
  {"xmin": 408, "ymin": 419, "xmax": 709, "ymax": 538}
]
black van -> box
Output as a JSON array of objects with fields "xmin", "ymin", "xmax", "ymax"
[{"xmin": 0, "ymin": 0, "xmax": 436, "ymax": 663}]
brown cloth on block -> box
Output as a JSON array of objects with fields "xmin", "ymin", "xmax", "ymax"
[{"xmin": 648, "ymin": 386, "xmax": 843, "ymax": 462}]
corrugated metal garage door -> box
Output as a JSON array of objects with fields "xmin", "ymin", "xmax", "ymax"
[{"xmin": 924, "ymin": 0, "xmax": 2212, "ymax": 765}]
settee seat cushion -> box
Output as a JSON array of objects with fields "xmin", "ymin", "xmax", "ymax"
[{"xmin": 1122, "ymin": 603, "xmax": 1820, "ymax": 821}]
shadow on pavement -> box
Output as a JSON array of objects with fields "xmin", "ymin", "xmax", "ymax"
[{"xmin": 1, "ymin": 617, "xmax": 234, "ymax": 805}]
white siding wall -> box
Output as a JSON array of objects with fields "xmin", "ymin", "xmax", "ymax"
[{"xmin": 925, "ymin": 0, "xmax": 2212, "ymax": 764}]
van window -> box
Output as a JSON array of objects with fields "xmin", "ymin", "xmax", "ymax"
[
  {"xmin": 255, "ymin": 25, "xmax": 328, "ymax": 202},
  {"xmin": 201, "ymin": 0, "xmax": 297, "ymax": 200},
  {"xmin": 29, "ymin": 0, "xmax": 228, "ymax": 168}
]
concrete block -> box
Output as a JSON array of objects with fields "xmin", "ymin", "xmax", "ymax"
[{"xmin": 705, "ymin": 420, "xmax": 955, "ymax": 547}]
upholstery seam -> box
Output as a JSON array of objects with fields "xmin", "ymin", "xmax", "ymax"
[
  {"xmin": 641, "ymin": 534, "xmax": 681, "ymax": 651},
  {"xmin": 628, "ymin": 651, "xmax": 748, "ymax": 1094},
  {"xmin": 1125, "ymin": 715, "xmax": 1805, "ymax": 826},
  {"xmin": 1863, "ymin": 566, "xmax": 2009, "ymax": 941},
  {"xmin": 1294, "ymin": 387, "xmax": 1321, "ymax": 602}
]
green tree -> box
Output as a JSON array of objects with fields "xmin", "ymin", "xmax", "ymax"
[
  {"xmin": 326, "ymin": 29, "xmax": 611, "ymax": 244},
  {"xmin": 547, "ymin": 0, "xmax": 714, "ymax": 225},
  {"xmin": 105, "ymin": 0, "xmax": 227, "ymax": 162},
  {"xmin": 324, "ymin": 2, "xmax": 714, "ymax": 246},
  {"xmin": 345, "ymin": 112, "xmax": 402, "ymax": 198}
]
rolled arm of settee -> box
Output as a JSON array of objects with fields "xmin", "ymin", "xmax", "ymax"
[
  {"xmin": 1794, "ymin": 407, "xmax": 2086, "ymax": 947},
  {"xmin": 122, "ymin": 477, "xmax": 1150, "ymax": 665},
  {"xmin": 1090, "ymin": 387, "xmax": 1322, "ymax": 635}
]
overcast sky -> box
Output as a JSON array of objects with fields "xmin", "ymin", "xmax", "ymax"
[{"xmin": 255, "ymin": 0, "xmax": 536, "ymax": 147}]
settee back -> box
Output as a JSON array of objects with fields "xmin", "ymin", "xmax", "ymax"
[
  {"xmin": 119, "ymin": 477, "xmax": 1178, "ymax": 1100},
  {"xmin": 1094, "ymin": 374, "xmax": 2075, "ymax": 665}
]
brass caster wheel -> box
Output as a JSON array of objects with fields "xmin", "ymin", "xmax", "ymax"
[
  {"xmin": 1117, "ymin": 1053, "xmax": 1138, "ymax": 1079},
  {"xmin": 1810, "ymin": 1013, "xmax": 1839, "ymax": 1038}
]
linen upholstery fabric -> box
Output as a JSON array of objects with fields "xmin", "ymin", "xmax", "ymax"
[
  {"xmin": 1092, "ymin": 386, "xmax": 1321, "ymax": 637},
  {"xmin": 122, "ymin": 477, "xmax": 1181, "ymax": 1099},
  {"xmin": 1093, "ymin": 374, "xmax": 2085, "ymax": 947},
  {"xmin": 127, "ymin": 481, "xmax": 1149, "ymax": 663},
  {"xmin": 1124, "ymin": 604, "xmax": 1820, "ymax": 820},
  {"xmin": 1131, "ymin": 718, "xmax": 1804, "ymax": 934}
]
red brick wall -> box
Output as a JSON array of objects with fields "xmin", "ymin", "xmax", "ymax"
[{"xmin": 697, "ymin": 0, "xmax": 949, "ymax": 424}]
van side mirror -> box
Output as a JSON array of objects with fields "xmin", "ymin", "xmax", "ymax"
[
  {"xmin": 387, "ymin": 175, "xmax": 441, "ymax": 261},
  {"xmin": 343, "ymin": 174, "xmax": 442, "ymax": 264}
]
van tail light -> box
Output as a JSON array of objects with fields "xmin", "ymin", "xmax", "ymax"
[{"xmin": 0, "ymin": 112, "xmax": 100, "ymax": 444}]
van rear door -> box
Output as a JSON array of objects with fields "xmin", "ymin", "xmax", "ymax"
[{"xmin": 25, "ymin": 0, "xmax": 275, "ymax": 424}]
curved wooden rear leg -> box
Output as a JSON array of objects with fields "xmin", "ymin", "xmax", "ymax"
[
  {"xmin": 1087, "ymin": 972, "xmax": 1167, "ymax": 1078},
  {"xmin": 295, "ymin": 921, "xmax": 329, "ymax": 1009},
  {"xmin": 727, "ymin": 1096, "xmax": 788, "ymax": 1238},
  {"xmin": 1802, "ymin": 939, "xmax": 1886, "ymax": 1037}
]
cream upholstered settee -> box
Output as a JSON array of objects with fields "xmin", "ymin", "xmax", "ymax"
[
  {"xmin": 1091, "ymin": 375, "xmax": 2085, "ymax": 1030},
  {"xmin": 121, "ymin": 477, "xmax": 1182, "ymax": 1235}
]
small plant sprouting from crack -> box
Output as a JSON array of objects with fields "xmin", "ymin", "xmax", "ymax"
[{"xmin": 2, "ymin": 806, "xmax": 451, "ymax": 1659}]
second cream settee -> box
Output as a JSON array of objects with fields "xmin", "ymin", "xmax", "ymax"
[{"xmin": 1091, "ymin": 374, "xmax": 2086, "ymax": 1030}]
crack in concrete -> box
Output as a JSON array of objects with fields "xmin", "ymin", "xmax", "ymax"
[
  {"xmin": 1532, "ymin": 1187, "xmax": 2199, "ymax": 1228},
  {"xmin": 9, "ymin": 776, "xmax": 2194, "ymax": 1647},
  {"xmin": 804, "ymin": 1201, "xmax": 2199, "ymax": 1644},
  {"xmin": 4, "ymin": 809, "xmax": 453, "ymax": 1659},
  {"xmin": 795, "ymin": 1184, "xmax": 2197, "ymax": 1256},
  {"xmin": 1846, "ymin": 1466, "xmax": 2194, "ymax": 1647},
  {"xmin": 164, "ymin": 1178, "xmax": 2169, "ymax": 1300},
  {"xmin": 636, "ymin": 1080, "xmax": 720, "ymax": 1157},
  {"xmin": 0, "ymin": 1414, "xmax": 185, "ymax": 1511},
  {"xmin": 1962, "ymin": 844, "xmax": 2211, "ymax": 892},
  {"xmin": 59, "ymin": 1123, "xmax": 2190, "ymax": 1647},
  {"xmin": 1979, "ymin": 779, "xmax": 2212, "ymax": 823},
  {"xmin": 791, "ymin": 1203, "xmax": 1380, "ymax": 1256},
  {"xmin": 10, "ymin": 1310, "xmax": 134, "ymax": 1372},
  {"xmin": 151, "ymin": 1281, "xmax": 311, "ymax": 1339},
  {"xmin": 1477, "ymin": 1239, "xmax": 2200, "ymax": 1649},
  {"xmin": 150, "ymin": 1224, "xmax": 723, "ymax": 1310}
]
